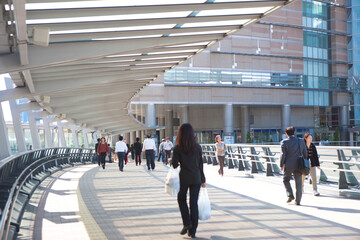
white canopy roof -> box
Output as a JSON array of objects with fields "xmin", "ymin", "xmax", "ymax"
[{"xmin": 0, "ymin": 0, "xmax": 293, "ymax": 134}]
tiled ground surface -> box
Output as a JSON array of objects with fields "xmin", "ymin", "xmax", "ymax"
[{"xmin": 18, "ymin": 159, "xmax": 360, "ymax": 240}]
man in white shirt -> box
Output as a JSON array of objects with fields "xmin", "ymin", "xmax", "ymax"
[
  {"xmin": 116, "ymin": 136, "xmax": 128, "ymax": 172},
  {"xmin": 142, "ymin": 134, "xmax": 157, "ymax": 171},
  {"xmin": 164, "ymin": 137, "xmax": 173, "ymax": 165}
]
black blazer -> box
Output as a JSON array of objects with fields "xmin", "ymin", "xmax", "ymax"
[
  {"xmin": 133, "ymin": 141, "xmax": 142, "ymax": 154},
  {"xmin": 172, "ymin": 144, "xmax": 206, "ymax": 185},
  {"xmin": 306, "ymin": 142, "xmax": 320, "ymax": 167},
  {"xmin": 280, "ymin": 136, "xmax": 308, "ymax": 172}
]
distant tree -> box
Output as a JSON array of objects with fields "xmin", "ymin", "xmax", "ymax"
[
  {"xmin": 334, "ymin": 127, "xmax": 340, "ymax": 143},
  {"xmin": 246, "ymin": 131, "xmax": 252, "ymax": 143}
]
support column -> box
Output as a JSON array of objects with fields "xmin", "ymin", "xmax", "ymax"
[
  {"xmin": 180, "ymin": 105, "xmax": 189, "ymax": 125},
  {"xmin": 282, "ymin": 104, "xmax": 291, "ymax": 136},
  {"xmin": 224, "ymin": 104, "xmax": 234, "ymax": 143},
  {"xmin": 71, "ymin": 126, "xmax": 79, "ymax": 148},
  {"xmin": 159, "ymin": 117, "xmax": 165, "ymax": 141},
  {"xmin": 0, "ymin": 105, "xmax": 11, "ymax": 159},
  {"xmin": 165, "ymin": 110, "xmax": 174, "ymax": 140},
  {"xmin": 43, "ymin": 117, "xmax": 53, "ymax": 148},
  {"xmin": 130, "ymin": 131, "xmax": 136, "ymax": 145},
  {"xmin": 57, "ymin": 122, "xmax": 67, "ymax": 147},
  {"xmin": 5, "ymin": 78, "xmax": 26, "ymax": 153},
  {"xmin": 28, "ymin": 111, "xmax": 41, "ymax": 150},
  {"xmin": 340, "ymin": 105, "xmax": 349, "ymax": 142},
  {"xmin": 241, "ymin": 106, "xmax": 250, "ymax": 143},
  {"xmin": 146, "ymin": 104, "xmax": 156, "ymax": 137},
  {"xmin": 83, "ymin": 130, "xmax": 89, "ymax": 148}
]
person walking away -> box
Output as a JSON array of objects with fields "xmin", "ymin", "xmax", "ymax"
[
  {"xmin": 280, "ymin": 126, "xmax": 308, "ymax": 205},
  {"xmin": 215, "ymin": 135, "xmax": 226, "ymax": 176},
  {"xmin": 302, "ymin": 133, "xmax": 321, "ymax": 196},
  {"xmin": 142, "ymin": 134, "xmax": 156, "ymax": 171},
  {"xmin": 108, "ymin": 144, "xmax": 113, "ymax": 163},
  {"xmin": 164, "ymin": 137, "xmax": 174, "ymax": 165},
  {"xmin": 95, "ymin": 138, "xmax": 100, "ymax": 165},
  {"xmin": 130, "ymin": 144, "xmax": 135, "ymax": 160},
  {"xmin": 116, "ymin": 136, "xmax": 128, "ymax": 172},
  {"xmin": 172, "ymin": 123, "xmax": 206, "ymax": 238},
  {"xmin": 124, "ymin": 138, "xmax": 130, "ymax": 165},
  {"xmin": 97, "ymin": 137, "xmax": 109, "ymax": 169},
  {"xmin": 158, "ymin": 138, "xmax": 166, "ymax": 163},
  {"xmin": 134, "ymin": 138, "xmax": 142, "ymax": 166}
]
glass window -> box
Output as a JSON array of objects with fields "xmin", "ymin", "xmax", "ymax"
[
  {"xmin": 309, "ymin": 90, "xmax": 314, "ymax": 105},
  {"xmin": 304, "ymin": 91, "xmax": 309, "ymax": 105},
  {"xmin": 353, "ymin": 7, "xmax": 360, "ymax": 20},
  {"xmin": 313, "ymin": 91, "xmax": 319, "ymax": 105}
]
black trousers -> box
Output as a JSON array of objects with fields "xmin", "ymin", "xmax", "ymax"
[
  {"xmin": 283, "ymin": 170, "xmax": 303, "ymax": 204},
  {"xmin": 145, "ymin": 150, "xmax": 155, "ymax": 170},
  {"xmin": 178, "ymin": 182, "xmax": 201, "ymax": 235},
  {"xmin": 135, "ymin": 153, "xmax": 141, "ymax": 165},
  {"xmin": 117, "ymin": 152, "xmax": 125, "ymax": 171},
  {"xmin": 99, "ymin": 152, "xmax": 107, "ymax": 167}
]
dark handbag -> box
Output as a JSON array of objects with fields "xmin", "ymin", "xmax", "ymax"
[{"xmin": 297, "ymin": 140, "xmax": 310, "ymax": 175}]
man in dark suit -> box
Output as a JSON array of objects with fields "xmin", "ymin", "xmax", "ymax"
[
  {"xmin": 94, "ymin": 138, "xmax": 101, "ymax": 166},
  {"xmin": 133, "ymin": 137, "xmax": 142, "ymax": 166},
  {"xmin": 280, "ymin": 126, "xmax": 307, "ymax": 205}
]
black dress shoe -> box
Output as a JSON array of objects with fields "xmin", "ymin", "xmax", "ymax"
[
  {"xmin": 286, "ymin": 196, "xmax": 295, "ymax": 203},
  {"xmin": 188, "ymin": 232, "xmax": 196, "ymax": 238},
  {"xmin": 295, "ymin": 201, "xmax": 300, "ymax": 205},
  {"xmin": 180, "ymin": 225, "xmax": 192, "ymax": 235}
]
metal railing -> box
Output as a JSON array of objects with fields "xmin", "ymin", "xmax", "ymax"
[
  {"xmin": 0, "ymin": 147, "xmax": 96, "ymax": 240},
  {"xmin": 201, "ymin": 144, "xmax": 360, "ymax": 189}
]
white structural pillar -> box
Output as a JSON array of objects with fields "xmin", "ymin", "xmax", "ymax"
[
  {"xmin": 165, "ymin": 110, "xmax": 174, "ymax": 140},
  {"xmin": 5, "ymin": 78, "xmax": 27, "ymax": 153},
  {"xmin": 83, "ymin": 129, "xmax": 89, "ymax": 148},
  {"xmin": 159, "ymin": 117, "xmax": 165, "ymax": 141},
  {"xmin": 224, "ymin": 104, "xmax": 234, "ymax": 134},
  {"xmin": 282, "ymin": 104, "xmax": 291, "ymax": 134},
  {"xmin": 241, "ymin": 106, "xmax": 250, "ymax": 143},
  {"xmin": 146, "ymin": 104, "xmax": 156, "ymax": 137},
  {"xmin": 130, "ymin": 131, "xmax": 136, "ymax": 145},
  {"xmin": 340, "ymin": 105, "xmax": 349, "ymax": 142},
  {"xmin": 57, "ymin": 121, "xmax": 67, "ymax": 147},
  {"xmin": 224, "ymin": 104, "xmax": 234, "ymax": 144},
  {"xmin": 28, "ymin": 111, "xmax": 41, "ymax": 150},
  {"xmin": 71, "ymin": 126, "xmax": 79, "ymax": 148},
  {"xmin": 180, "ymin": 105, "xmax": 189, "ymax": 125},
  {"xmin": 0, "ymin": 105, "xmax": 11, "ymax": 159},
  {"xmin": 43, "ymin": 117, "xmax": 53, "ymax": 148}
]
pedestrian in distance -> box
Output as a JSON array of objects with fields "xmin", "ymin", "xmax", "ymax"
[
  {"xmin": 97, "ymin": 137, "xmax": 109, "ymax": 170},
  {"xmin": 124, "ymin": 138, "xmax": 130, "ymax": 165},
  {"xmin": 134, "ymin": 137, "xmax": 142, "ymax": 166},
  {"xmin": 215, "ymin": 135, "xmax": 226, "ymax": 176},
  {"xmin": 95, "ymin": 138, "xmax": 101, "ymax": 166},
  {"xmin": 172, "ymin": 123, "xmax": 206, "ymax": 239},
  {"xmin": 108, "ymin": 144, "xmax": 113, "ymax": 163},
  {"xmin": 280, "ymin": 126, "xmax": 308, "ymax": 205},
  {"xmin": 164, "ymin": 137, "xmax": 174, "ymax": 165},
  {"xmin": 116, "ymin": 136, "xmax": 128, "ymax": 172},
  {"xmin": 142, "ymin": 134, "xmax": 156, "ymax": 171},
  {"xmin": 302, "ymin": 133, "xmax": 321, "ymax": 196},
  {"xmin": 158, "ymin": 138, "xmax": 166, "ymax": 163}
]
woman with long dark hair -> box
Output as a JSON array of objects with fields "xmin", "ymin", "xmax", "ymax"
[
  {"xmin": 97, "ymin": 137, "xmax": 109, "ymax": 169},
  {"xmin": 172, "ymin": 123, "xmax": 206, "ymax": 238},
  {"xmin": 302, "ymin": 133, "xmax": 321, "ymax": 196}
]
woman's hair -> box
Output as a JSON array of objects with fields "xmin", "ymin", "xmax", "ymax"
[
  {"xmin": 215, "ymin": 135, "xmax": 221, "ymax": 143},
  {"xmin": 100, "ymin": 137, "xmax": 106, "ymax": 142},
  {"xmin": 175, "ymin": 123, "xmax": 197, "ymax": 153},
  {"xmin": 303, "ymin": 133, "xmax": 312, "ymax": 141}
]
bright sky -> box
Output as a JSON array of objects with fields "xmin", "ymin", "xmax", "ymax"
[{"xmin": 0, "ymin": 74, "xmax": 12, "ymax": 122}]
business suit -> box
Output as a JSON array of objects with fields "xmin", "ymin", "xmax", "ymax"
[
  {"xmin": 133, "ymin": 141, "xmax": 142, "ymax": 165},
  {"xmin": 280, "ymin": 135, "xmax": 308, "ymax": 204},
  {"xmin": 172, "ymin": 144, "xmax": 206, "ymax": 236}
]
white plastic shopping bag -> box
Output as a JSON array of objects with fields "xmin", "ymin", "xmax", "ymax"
[
  {"xmin": 198, "ymin": 187, "xmax": 211, "ymax": 221},
  {"xmin": 165, "ymin": 167, "xmax": 180, "ymax": 196},
  {"xmin": 316, "ymin": 167, "xmax": 321, "ymax": 184}
]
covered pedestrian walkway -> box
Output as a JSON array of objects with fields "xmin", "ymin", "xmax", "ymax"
[{"xmin": 17, "ymin": 160, "xmax": 360, "ymax": 240}]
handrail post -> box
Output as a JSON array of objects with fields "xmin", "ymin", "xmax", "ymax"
[
  {"xmin": 337, "ymin": 150, "xmax": 348, "ymax": 189},
  {"xmin": 263, "ymin": 147, "xmax": 274, "ymax": 176},
  {"xmin": 227, "ymin": 146, "xmax": 234, "ymax": 169},
  {"xmin": 237, "ymin": 146, "xmax": 245, "ymax": 171},
  {"xmin": 250, "ymin": 147, "xmax": 258, "ymax": 174}
]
